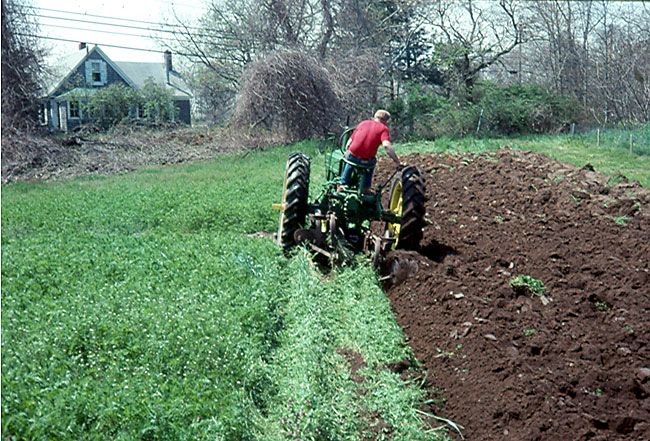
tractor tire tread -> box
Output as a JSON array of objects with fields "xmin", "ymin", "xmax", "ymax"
[
  {"xmin": 278, "ymin": 152, "xmax": 310, "ymax": 249},
  {"xmin": 398, "ymin": 166, "xmax": 426, "ymax": 249}
]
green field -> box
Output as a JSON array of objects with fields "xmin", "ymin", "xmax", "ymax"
[
  {"xmin": 1, "ymin": 142, "xmax": 444, "ymax": 441},
  {"xmin": 2, "ymin": 131, "xmax": 647, "ymax": 440}
]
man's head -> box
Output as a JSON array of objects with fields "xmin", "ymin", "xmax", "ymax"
[{"xmin": 373, "ymin": 110, "xmax": 390, "ymax": 123}]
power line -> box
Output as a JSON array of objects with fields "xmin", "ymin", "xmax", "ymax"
[
  {"xmin": 36, "ymin": 23, "xmax": 251, "ymax": 50},
  {"xmin": 38, "ymin": 22, "xmax": 247, "ymax": 50},
  {"xmin": 40, "ymin": 22, "xmax": 181, "ymax": 42},
  {"xmin": 16, "ymin": 33, "xmax": 236, "ymax": 62},
  {"xmin": 28, "ymin": 12, "xmax": 191, "ymax": 36},
  {"xmin": 28, "ymin": 11, "xmax": 241, "ymax": 41},
  {"xmin": 26, "ymin": 5, "xmax": 209, "ymax": 32}
]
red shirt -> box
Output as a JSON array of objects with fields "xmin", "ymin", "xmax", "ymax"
[{"xmin": 348, "ymin": 120, "xmax": 390, "ymax": 159}]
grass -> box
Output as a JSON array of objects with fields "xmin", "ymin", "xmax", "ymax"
[{"xmin": 2, "ymin": 142, "xmax": 445, "ymax": 440}]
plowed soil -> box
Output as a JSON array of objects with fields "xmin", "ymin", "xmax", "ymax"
[{"xmin": 373, "ymin": 147, "xmax": 650, "ymax": 441}]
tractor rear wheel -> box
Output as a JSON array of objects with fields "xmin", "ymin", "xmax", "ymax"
[
  {"xmin": 386, "ymin": 166, "xmax": 426, "ymax": 249},
  {"xmin": 277, "ymin": 152, "xmax": 310, "ymax": 250}
]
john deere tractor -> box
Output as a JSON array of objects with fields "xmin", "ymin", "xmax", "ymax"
[{"xmin": 273, "ymin": 129, "xmax": 426, "ymax": 266}]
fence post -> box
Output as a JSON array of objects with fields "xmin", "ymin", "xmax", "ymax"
[
  {"xmin": 597, "ymin": 128, "xmax": 600, "ymax": 147},
  {"xmin": 630, "ymin": 134, "xmax": 633, "ymax": 155}
]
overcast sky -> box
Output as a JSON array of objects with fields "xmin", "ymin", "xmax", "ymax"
[{"xmin": 33, "ymin": 0, "xmax": 205, "ymax": 64}]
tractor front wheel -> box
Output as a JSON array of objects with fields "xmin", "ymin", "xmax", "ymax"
[
  {"xmin": 277, "ymin": 152, "xmax": 310, "ymax": 250},
  {"xmin": 386, "ymin": 165, "xmax": 426, "ymax": 249}
]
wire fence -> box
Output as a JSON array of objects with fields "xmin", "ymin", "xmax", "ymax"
[{"xmin": 573, "ymin": 124, "xmax": 650, "ymax": 156}]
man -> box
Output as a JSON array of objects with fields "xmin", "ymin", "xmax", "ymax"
[{"xmin": 339, "ymin": 110, "xmax": 402, "ymax": 194}]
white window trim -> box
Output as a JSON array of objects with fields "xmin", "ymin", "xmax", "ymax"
[
  {"xmin": 91, "ymin": 61, "xmax": 102, "ymax": 85},
  {"xmin": 85, "ymin": 59, "xmax": 107, "ymax": 86},
  {"xmin": 39, "ymin": 102, "xmax": 48, "ymax": 125}
]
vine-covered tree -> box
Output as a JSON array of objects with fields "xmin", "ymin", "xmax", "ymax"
[
  {"xmin": 1, "ymin": 0, "xmax": 45, "ymax": 129},
  {"xmin": 166, "ymin": 0, "xmax": 420, "ymax": 128}
]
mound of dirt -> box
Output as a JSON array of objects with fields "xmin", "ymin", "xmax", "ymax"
[{"xmin": 374, "ymin": 147, "xmax": 650, "ymax": 440}]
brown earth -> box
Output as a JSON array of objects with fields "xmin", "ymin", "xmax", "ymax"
[
  {"xmin": 373, "ymin": 148, "xmax": 650, "ymax": 441},
  {"xmin": 0, "ymin": 126, "xmax": 285, "ymax": 184}
]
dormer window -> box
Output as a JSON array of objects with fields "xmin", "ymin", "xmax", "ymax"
[{"xmin": 85, "ymin": 59, "xmax": 107, "ymax": 85}]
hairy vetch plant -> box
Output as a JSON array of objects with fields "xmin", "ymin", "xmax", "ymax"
[{"xmin": 510, "ymin": 274, "xmax": 546, "ymax": 297}]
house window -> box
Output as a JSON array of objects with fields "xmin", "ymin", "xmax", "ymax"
[
  {"xmin": 91, "ymin": 61, "xmax": 101, "ymax": 83},
  {"xmin": 39, "ymin": 103, "xmax": 48, "ymax": 125},
  {"xmin": 69, "ymin": 101, "xmax": 81, "ymax": 119},
  {"xmin": 85, "ymin": 59, "xmax": 106, "ymax": 85}
]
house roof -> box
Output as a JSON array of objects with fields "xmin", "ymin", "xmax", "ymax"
[
  {"xmin": 44, "ymin": 45, "xmax": 191, "ymax": 100},
  {"xmin": 44, "ymin": 51, "xmax": 87, "ymax": 96},
  {"xmin": 56, "ymin": 87, "xmax": 100, "ymax": 101},
  {"xmin": 114, "ymin": 61, "xmax": 192, "ymax": 99}
]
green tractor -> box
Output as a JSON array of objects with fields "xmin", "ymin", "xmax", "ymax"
[{"xmin": 273, "ymin": 129, "xmax": 426, "ymax": 266}]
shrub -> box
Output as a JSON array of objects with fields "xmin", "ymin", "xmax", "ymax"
[
  {"xmin": 141, "ymin": 78, "xmax": 177, "ymax": 123},
  {"xmin": 389, "ymin": 81, "xmax": 583, "ymax": 140},
  {"xmin": 70, "ymin": 80, "xmax": 177, "ymax": 131},
  {"xmin": 85, "ymin": 83, "xmax": 140, "ymax": 130},
  {"xmin": 475, "ymin": 82, "xmax": 582, "ymax": 135},
  {"xmin": 389, "ymin": 83, "xmax": 480, "ymax": 139}
]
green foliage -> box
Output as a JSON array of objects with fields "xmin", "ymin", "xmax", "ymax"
[
  {"xmin": 474, "ymin": 82, "xmax": 582, "ymax": 135},
  {"xmin": 509, "ymin": 275, "xmax": 546, "ymax": 297},
  {"xmin": 594, "ymin": 301, "xmax": 611, "ymax": 313},
  {"xmin": 86, "ymin": 83, "xmax": 141, "ymax": 130},
  {"xmin": 1, "ymin": 143, "xmax": 445, "ymax": 441},
  {"xmin": 582, "ymin": 387, "xmax": 603, "ymax": 397},
  {"xmin": 390, "ymin": 82, "xmax": 479, "ymax": 140},
  {"xmin": 389, "ymin": 81, "xmax": 582, "ymax": 140},
  {"xmin": 141, "ymin": 78, "xmax": 177, "ymax": 123},
  {"xmin": 611, "ymin": 216, "xmax": 630, "ymax": 226},
  {"xmin": 69, "ymin": 79, "xmax": 177, "ymax": 131}
]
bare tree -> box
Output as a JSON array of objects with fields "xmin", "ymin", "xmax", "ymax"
[
  {"xmin": 1, "ymin": 0, "xmax": 45, "ymax": 129},
  {"xmin": 417, "ymin": 0, "xmax": 529, "ymax": 101},
  {"xmin": 592, "ymin": 1, "xmax": 650, "ymax": 123},
  {"xmin": 519, "ymin": 1, "xmax": 650, "ymax": 124}
]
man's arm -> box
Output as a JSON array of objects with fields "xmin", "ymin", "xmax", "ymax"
[{"xmin": 383, "ymin": 140, "xmax": 402, "ymax": 166}]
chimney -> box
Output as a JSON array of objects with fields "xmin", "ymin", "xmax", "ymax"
[{"xmin": 164, "ymin": 50, "xmax": 172, "ymax": 83}]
